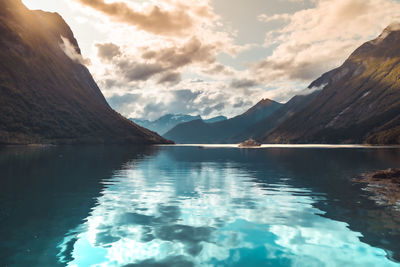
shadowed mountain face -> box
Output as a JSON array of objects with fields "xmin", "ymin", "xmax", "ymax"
[
  {"xmin": 0, "ymin": 0, "xmax": 169, "ymax": 145},
  {"xmin": 235, "ymin": 91, "xmax": 320, "ymax": 142},
  {"xmin": 263, "ymin": 23, "xmax": 400, "ymax": 145},
  {"xmin": 164, "ymin": 99, "xmax": 282, "ymax": 143}
]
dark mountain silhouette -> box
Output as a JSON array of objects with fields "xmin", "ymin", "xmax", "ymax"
[
  {"xmin": 164, "ymin": 99, "xmax": 282, "ymax": 143},
  {"xmin": 234, "ymin": 91, "xmax": 320, "ymax": 142},
  {"xmin": 0, "ymin": 0, "xmax": 169, "ymax": 145},
  {"xmin": 263, "ymin": 23, "xmax": 400, "ymax": 144}
]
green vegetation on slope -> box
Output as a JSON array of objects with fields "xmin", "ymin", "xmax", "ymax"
[{"xmin": 263, "ymin": 24, "xmax": 400, "ymax": 145}]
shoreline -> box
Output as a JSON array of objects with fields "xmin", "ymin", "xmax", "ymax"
[
  {"xmin": 2, "ymin": 143, "xmax": 400, "ymax": 149},
  {"xmin": 156, "ymin": 144, "xmax": 400, "ymax": 149}
]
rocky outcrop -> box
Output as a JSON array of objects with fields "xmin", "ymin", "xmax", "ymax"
[
  {"xmin": 354, "ymin": 168, "xmax": 400, "ymax": 206},
  {"xmin": 238, "ymin": 139, "xmax": 261, "ymax": 148}
]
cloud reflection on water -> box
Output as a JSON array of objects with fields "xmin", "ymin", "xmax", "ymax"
[{"xmin": 57, "ymin": 151, "xmax": 397, "ymax": 267}]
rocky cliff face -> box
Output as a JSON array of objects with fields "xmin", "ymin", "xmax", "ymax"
[
  {"xmin": 264, "ymin": 23, "xmax": 400, "ymax": 144},
  {"xmin": 0, "ymin": 0, "xmax": 169, "ymax": 144}
]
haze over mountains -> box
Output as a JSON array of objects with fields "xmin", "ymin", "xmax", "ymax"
[
  {"xmin": 0, "ymin": 0, "xmax": 169, "ymax": 145},
  {"xmin": 164, "ymin": 99, "xmax": 282, "ymax": 143},
  {"xmin": 166, "ymin": 23, "xmax": 400, "ymax": 145},
  {"xmin": 130, "ymin": 114, "xmax": 227, "ymax": 135}
]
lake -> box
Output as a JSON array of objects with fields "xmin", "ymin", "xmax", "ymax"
[{"xmin": 1, "ymin": 145, "xmax": 400, "ymax": 266}]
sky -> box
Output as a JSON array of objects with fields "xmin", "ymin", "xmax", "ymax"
[{"xmin": 22, "ymin": 0, "xmax": 400, "ymax": 120}]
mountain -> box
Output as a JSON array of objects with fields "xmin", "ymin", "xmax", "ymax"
[
  {"xmin": 131, "ymin": 114, "xmax": 228, "ymax": 135},
  {"xmin": 164, "ymin": 99, "xmax": 282, "ymax": 143},
  {"xmin": 234, "ymin": 91, "xmax": 320, "ymax": 142},
  {"xmin": 263, "ymin": 23, "xmax": 400, "ymax": 144},
  {"xmin": 204, "ymin": 116, "xmax": 227, "ymax": 124},
  {"xmin": 131, "ymin": 114, "xmax": 201, "ymax": 135},
  {"xmin": 0, "ymin": 0, "xmax": 169, "ymax": 145}
]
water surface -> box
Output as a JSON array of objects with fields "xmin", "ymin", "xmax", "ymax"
[{"xmin": 1, "ymin": 145, "xmax": 400, "ymax": 266}]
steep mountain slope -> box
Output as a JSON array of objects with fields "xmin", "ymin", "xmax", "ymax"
[
  {"xmin": 0, "ymin": 0, "xmax": 169, "ymax": 145},
  {"xmin": 264, "ymin": 23, "xmax": 400, "ymax": 144},
  {"xmin": 164, "ymin": 99, "xmax": 282, "ymax": 143}
]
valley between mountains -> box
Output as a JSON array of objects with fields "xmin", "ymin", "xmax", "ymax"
[{"xmin": 1, "ymin": 0, "xmax": 399, "ymax": 145}]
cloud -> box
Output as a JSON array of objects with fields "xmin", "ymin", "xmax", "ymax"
[
  {"xmin": 258, "ymin": 13, "xmax": 291, "ymax": 23},
  {"xmin": 85, "ymin": 0, "xmax": 374, "ymax": 118},
  {"xmin": 107, "ymin": 93, "xmax": 143, "ymax": 114},
  {"xmin": 138, "ymin": 89, "xmax": 204, "ymax": 120},
  {"xmin": 75, "ymin": 0, "xmax": 254, "ymax": 119},
  {"xmin": 60, "ymin": 36, "xmax": 90, "ymax": 65},
  {"xmin": 252, "ymin": 0, "xmax": 400, "ymax": 98},
  {"xmin": 173, "ymin": 89, "xmax": 202, "ymax": 103},
  {"xmin": 73, "ymin": 0, "xmax": 213, "ymax": 36},
  {"xmin": 104, "ymin": 83, "xmax": 268, "ymax": 120},
  {"xmin": 233, "ymin": 98, "xmax": 252, "ymax": 108},
  {"xmin": 95, "ymin": 42, "xmax": 121, "ymax": 61},
  {"xmin": 117, "ymin": 61, "xmax": 165, "ymax": 82},
  {"xmin": 157, "ymin": 72, "xmax": 182, "ymax": 85},
  {"xmin": 139, "ymin": 37, "xmax": 218, "ymax": 69},
  {"xmin": 95, "ymin": 36, "xmax": 227, "ymax": 84},
  {"xmin": 202, "ymin": 63, "xmax": 235, "ymax": 77},
  {"xmin": 230, "ymin": 79, "xmax": 258, "ymax": 88},
  {"xmin": 203, "ymin": 103, "xmax": 225, "ymax": 115}
]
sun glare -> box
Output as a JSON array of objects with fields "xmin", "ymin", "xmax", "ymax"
[{"xmin": 21, "ymin": 0, "xmax": 58, "ymax": 11}]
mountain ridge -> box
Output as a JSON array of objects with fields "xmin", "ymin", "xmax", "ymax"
[{"xmin": 263, "ymin": 23, "xmax": 400, "ymax": 144}]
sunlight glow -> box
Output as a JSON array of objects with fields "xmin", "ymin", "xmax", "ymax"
[{"xmin": 22, "ymin": 0, "xmax": 58, "ymax": 11}]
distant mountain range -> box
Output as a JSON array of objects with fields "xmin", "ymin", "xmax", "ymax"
[
  {"xmin": 130, "ymin": 115, "xmax": 227, "ymax": 135},
  {"xmin": 164, "ymin": 99, "xmax": 282, "ymax": 143},
  {"xmin": 0, "ymin": 0, "xmax": 169, "ymax": 145},
  {"xmin": 164, "ymin": 23, "xmax": 400, "ymax": 145}
]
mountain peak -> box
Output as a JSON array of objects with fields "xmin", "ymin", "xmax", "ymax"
[
  {"xmin": 249, "ymin": 98, "xmax": 273, "ymax": 109},
  {"xmin": 260, "ymin": 98, "xmax": 273, "ymax": 104},
  {"xmin": 371, "ymin": 22, "xmax": 400, "ymax": 45},
  {"xmin": 242, "ymin": 98, "xmax": 281, "ymax": 118},
  {"xmin": 384, "ymin": 22, "xmax": 400, "ymax": 33}
]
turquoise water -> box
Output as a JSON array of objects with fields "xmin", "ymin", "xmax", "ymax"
[{"xmin": 1, "ymin": 145, "xmax": 400, "ymax": 266}]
